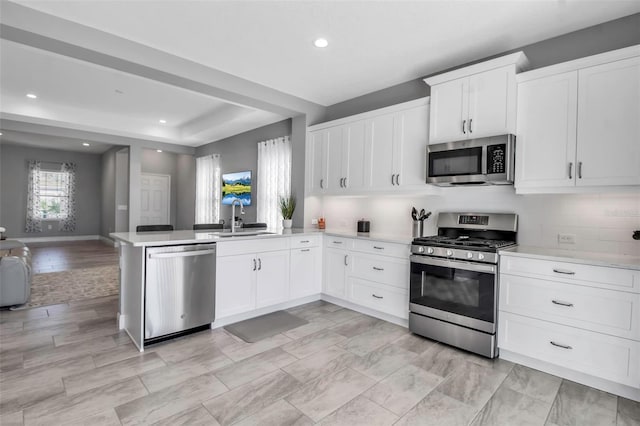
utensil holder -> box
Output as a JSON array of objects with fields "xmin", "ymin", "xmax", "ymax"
[{"xmin": 412, "ymin": 220, "xmax": 423, "ymax": 238}]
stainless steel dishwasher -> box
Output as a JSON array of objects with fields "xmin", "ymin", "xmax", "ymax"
[{"xmin": 145, "ymin": 243, "xmax": 216, "ymax": 342}]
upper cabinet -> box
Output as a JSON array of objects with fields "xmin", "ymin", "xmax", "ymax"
[
  {"xmin": 307, "ymin": 98, "xmax": 431, "ymax": 195},
  {"xmin": 515, "ymin": 46, "xmax": 640, "ymax": 193},
  {"xmin": 425, "ymin": 52, "xmax": 529, "ymax": 144}
]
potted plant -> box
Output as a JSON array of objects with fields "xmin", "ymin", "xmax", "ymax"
[{"xmin": 279, "ymin": 194, "xmax": 296, "ymax": 229}]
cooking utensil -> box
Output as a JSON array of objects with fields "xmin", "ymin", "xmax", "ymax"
[
  {"xmin": 411, "ymin": 207, "xmax": 418, "ymax": 220},
  {"xmin": 419, "ymin": 209, "xmax": 425, "ymax": 220}
]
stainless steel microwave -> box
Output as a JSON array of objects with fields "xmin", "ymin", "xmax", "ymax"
[{"xmin": 426, "ymin": 134, "xmax": 515, "ymax": 186}]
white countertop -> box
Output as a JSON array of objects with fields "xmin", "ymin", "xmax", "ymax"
[
  {"xmin": 110, "ymin": 228, "xmax": 322, "ymax": 247},
  {"xmin": 110, "ymin": 228, "xmax": 413, "ymax": 247},
  {"xmin": 499, "ymin": 245, "xmax": 640, "ymax": 271}
]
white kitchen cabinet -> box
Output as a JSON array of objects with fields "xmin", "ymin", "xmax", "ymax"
[
  {"xmin": 515, "ymin": 46, "xmax": 640, "ymax": 192},
  {"xmin": 326, "ymin": 126, "xmax": 344, "ymax": 192},
  {"xmin": 342, "ymin": 120, "xmax": 367, "ymax": 191},
  {"xmin": 216, "ymin": 253, "xmax": 256, "ymax": 318},
  {"xmin": 498, "ymin": 251, "xmax": 640, "ymax": 396},
  {"xmin": 515, "ymin": 71, "xmax": 578, "ymax": 189},
  {"xmin": 324, "ymin": 248, "xmax": 349, "ymax": 298},
  {"xmin": 576, "ymin": 56, "xmax": 640, "ymax": 186},
  {"xmin": 308, "ymin": 129, "xmax": 328, "ymax": 194},
  {"xmin": 425, "ymin": 52, "xmax": 528, "ymax": 144},
  {"xmin": 290, "ymin": 246, "xmax": 322, "ymax": 299},
  {"xmin": 368, "ymin": 103, "xmax": 430, "ymax": 189},
  {"xmin": 255, "ymin": 250, "xmax": 290, "ymax": 308}
]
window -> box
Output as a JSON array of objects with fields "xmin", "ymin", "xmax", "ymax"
[
  {"xmin": 36, "ymin": 170, "xmax": 71, "ymax": 219},
  {"xmin": 257, "ymin": 136, "xmax": 291, "ymax": 228},
  {"xmin": 195, "ymin": 154, "xmax": 222, "ymax": 224}
]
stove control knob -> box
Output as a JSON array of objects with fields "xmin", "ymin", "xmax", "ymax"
[
  {"xmin": 478, "ymin": 253, "xmax": 485, "ymax": 260},
  {"xmin": 466, "ymin": 252, "xmax": 474, "ymax": 259},
  {"xmin": 417, "ymin": 246, "xmax": 425, "ymax": 253},
  {"xmin": 427, "ymin": 247, "xmax": 434, "ymax": 254},
  {"xmin": 446, "ymin": 249, "xmax": 453, "ymax": 257}
]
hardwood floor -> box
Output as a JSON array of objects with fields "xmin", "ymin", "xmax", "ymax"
[
  {"xmin": 0, "ymin": 299, "xmax": 638, "ymax": 425},
  {"xmin": 28, "ymin": 240, "xmax": 118, "ymax": 274}
]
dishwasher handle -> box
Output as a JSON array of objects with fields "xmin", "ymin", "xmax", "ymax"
[{"xmin": 148, "ymin": 249, "xmax": 216, "ymax": 259}]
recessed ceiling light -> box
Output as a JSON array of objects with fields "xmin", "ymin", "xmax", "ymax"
[
  {"xmin": 314, "ymin": 38, "xmax": 329, "ymax": 48},
  {"xmin": 156, "ymin": 149, "xmax": 163, "ymax": 153},
  {"xmin": 0, "ymin": 132, "xmax": 3, "ymax": 136},
  {"xmin": 26, "ymin": 93, "xmax": 37, "ymax": 99},
  {"xmin": 82, "ymin": 143, "xmax": 90, "ymax": 147},
  {"xmin": 159, "ymin": 119, "xmax": 167, "ymax": 124}
]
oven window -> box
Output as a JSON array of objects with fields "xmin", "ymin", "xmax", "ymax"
[
  {"xmin": 410, "ymin": 262, "xmax": 495, "ymax": 323},
  {"xmin": 428, "ymin": 147, "xmax": 482, "ymax": 177}
]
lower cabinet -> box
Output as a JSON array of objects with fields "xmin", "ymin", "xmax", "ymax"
[
  {"xmin": 324, "ymin": 248, "xmax": 350, "ymax": 298},
  {"xmin": 498, "ymin": 253, "xmax": 640, "ymax": 394},
  {"xmin": 216, "ymin": 253, "xmax": 257, "ymax": 318},
  {"xmin": 290, "ymin": 246, "xmax": 322, "ymax": 299},
  {"xmin": 255, "ymin": 250, "xmax": 290, "ymax": 308}
]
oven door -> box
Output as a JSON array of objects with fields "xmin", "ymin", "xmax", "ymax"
[
  {"xmin": 426, "ymin": 144, "xmax": 485, "ymax": 185},
  {"xmin": 409, "ymin": 255, "xmax": 497, "ymax": 333}
]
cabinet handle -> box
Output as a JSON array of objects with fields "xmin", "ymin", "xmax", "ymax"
[
  {"xmin": 468, "ymin": 118, "xmax": 472, "ymax": 133},
  {"xmin": 462, "ymin": 120, "xmax": 466, "ymax": 134},
  {"xmin": 568, "ymin": 162, "xmax": 573, "ymax": 179},
  {"xmin": 553, "ymin": 268, "xmax": 575, "ymax": 275},
  {"xmin": 339, "ymin": 177, "xmax": 344, "ymax": 188},
  {"xmin": 301, "ymin": 249, "xmax": 310, "ymax": 252},
  {"xmin": 372, "ymin": 266, "xmax": 384, "ymax": 271},
  {"xmin": 391, "ymin": 174, "xmax": 395, "ymax": 185},
  {"xmin": 300, "ymin": 240, "xmax": 310, "ymax": 243},
  {"xmin": 373, "ymin": 246, "xmax": 384, "ymax": 250},
  {"xmin": 320, "ymin": 179, "xmax": 324, "ymax": 189},
  {"xmin": 344, "ymin": 255, "xmax": 349, "ymax": 266},
  {"xmin": 372, "ymin": 294, "xmax": 383, "ymax": 299},
  {"xmin": 550, "ymin": 341, "xmax": 572, "ymax": 350},
  {"xmin": 258, "ymin": 258, "xmax": 262, "ymax": 270},
  {"xmin": 333, "ymin": 241, "xmax": 343, "ymax": 244},
  {"xmin": 343, "ymin": 177, "xmax": 347, "ymax": 188},
  {"xmin": 578, "ymin": 162, "xmax": 583, "ymax": 179},
  {"xmin": 551, "ymin": 300, "xmax": 574, "ymax": 307},
  {"xmin": 253, "ymin": 258, "xmax": 257, "ymax": 271},
  {"xmin": 395, "ymin": 174, "xmax": 400, "ymax": 186}
]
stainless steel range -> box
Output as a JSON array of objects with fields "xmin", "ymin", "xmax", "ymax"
[{"xmin": 409, "ymin": 212, "xmax": 518, "ymax": 358}]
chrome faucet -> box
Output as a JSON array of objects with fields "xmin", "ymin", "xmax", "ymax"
[{"xmin": 230, "ymin": 198, "xmax": 245, "ymax": 233}]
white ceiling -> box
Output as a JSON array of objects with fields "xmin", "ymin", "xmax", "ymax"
[{"xmin": 1, "ymin": 1, "xmax": 639, "ymax": 151}]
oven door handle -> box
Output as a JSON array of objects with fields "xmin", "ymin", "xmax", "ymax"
[{"xmin": 410, "ymin": 255, "xmax": 496, "ymax": 273}]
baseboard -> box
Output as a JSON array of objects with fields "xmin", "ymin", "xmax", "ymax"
[
  {"xmin": 320, "ymin": 294, "xmax": 409, "ymax": 328},
  {"xmin": 99, "ymin": 235, "xmax": 118, "ymax": 247},
  {"xmin": 499, "ymin": 349, "xmax": 640, "ymax": 402},
  {"xmin": 12, "ymin": 235, "xmax": 101, "ymax": 243}
]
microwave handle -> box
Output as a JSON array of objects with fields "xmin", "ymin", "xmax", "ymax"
[{"xmin": 481, "ymin": 145, "xmax": 488, "ymax": 175}]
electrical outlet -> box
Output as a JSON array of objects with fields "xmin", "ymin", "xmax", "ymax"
[
  {"xmin": 48, "ymin": 225, "xmax": 52, "ymax": 230},
  {"xmin": 558, "ymin": 233, "xmax": 576, "ymax": 244},
  {"xmin": 311, "ymin": 218, "xmax": 318, "ymax": 225}
]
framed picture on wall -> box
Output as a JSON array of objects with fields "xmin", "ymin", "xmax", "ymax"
[{"xmin": 222, "ymin": 171, "xmax": 252, "ymax": 205}]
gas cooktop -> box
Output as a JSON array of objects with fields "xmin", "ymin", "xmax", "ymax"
[{"xmin": 412, "ymin": 235, "xmax": 516, "ymax": 251}]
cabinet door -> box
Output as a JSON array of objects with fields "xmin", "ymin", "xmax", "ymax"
[
  {"xmin": 467, "ymin": 65, "xmax": 516, "ymax": 138},
  {"xmin": 290, "ymin": 247, "xmax": 321, "ymax": 299},
  {"xmin": 324, "ymin": 248, "xmax": 348, "ymax": 298},
  {"xmin": 343, "ymin": 120, "xmax": 367, "ymax": 191},
  {"xmin": 256, "ymin": 250, "xmax": 290, "ymax": 308},
  {"xmin": 515, "ymin": 71, "xmax": 578, "ymax": 189},
  {"xmin": 429, "ymin": 78, "xmax": 468, "ymax": 143},
  {"xmin": 216, "ymin": 254, "xmax": 256, "ymax": 318},
  {"xmin": 395, "ymin": 104, "xmax": 429, "ymax": 187},
  {"xmin": 576, "ymin": 56, "xmax": 640, "ymax": 186},
  {"xmin": 326, "ymin": 126, "xmax": 345, "ymax": 192},
  {"xmin": 308, "ymin": 130, "xmax": 327, "ymax": 193},
  {"xmin": 368, "ymin": 114, "xmax": 396, "ymax": 189}
]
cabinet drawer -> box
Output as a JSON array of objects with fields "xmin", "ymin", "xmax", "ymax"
[
  {"xmin": 500, "ymin": 255, "xmax": 639, "ymax": 292},
  {"xmin": 498, "ymin": 312, "xmax": 640, "ymax": 387},
  {"xmin": 352, "ymin": 239, "xmax": 409, "ymax": 258},
  {"xmin": 325, "ymin": 236, "xmax": 354, "ymax": 250},
  {"xmin": 217, "ymin": 237, "xmax": 290, "ymax": 257},
  {"xmin": 349, "ymin": 277, "xmax": 408, "ymax": 319},
  {"xmin": 291, "ymin": 234, "xmax": 321, "ymax": 249},
  {"xmin": 351, "ymin": 254, "xmax": 409, "ymax": 289},
  {"xmin": 500, "ymin": 274, "xmax": 640, "ymax": 340}
]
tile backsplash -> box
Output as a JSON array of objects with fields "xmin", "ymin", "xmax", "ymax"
[{"xmin": 305, "ymin": 187, "xmax": 640, "ymax": 256}]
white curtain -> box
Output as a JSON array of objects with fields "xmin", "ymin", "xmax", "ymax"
[
  {"xmin": 195, "ymin": 154, "xmax": 221, "ymax": 224},
  {"xmin": 257, "ymin": 136, "xmax": 292, "ymax": 228}
]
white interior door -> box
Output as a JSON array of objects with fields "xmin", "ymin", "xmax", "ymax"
[{"xmin": 140, "ymin": 173, "xmax": 171, "ymax": 225}]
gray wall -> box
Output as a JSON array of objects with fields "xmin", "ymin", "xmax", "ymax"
[
  {"xmin": 196, "ymin": 119, "xmax": 293, "ymax": 225},
  {"xmin": 140, "ymin": 149, "xmax": 195, "ymax": 230},
  {"xmin": 320, "ymin": 13, "xmax": 640, "ymax": 122},
  {"xmin": 100, "ymin": 146, "xmax": 118, "ymax": 238},
  {"xmin": 0, "ymin": 143, "xmax": 102, "ymax": 238}
]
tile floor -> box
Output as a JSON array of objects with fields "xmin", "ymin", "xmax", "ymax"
[{"xmin": 0, "ymin": 298, "xmax": 638, "ymax": 425}]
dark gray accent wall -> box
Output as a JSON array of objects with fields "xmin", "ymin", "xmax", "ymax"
[
  {"xmin": 321, "ymin": 13, "xmax": 640, "ymax": 122},
  {"xmin": 0, "ymin": 143, "xmax": 102, "ymax": 238},
  {"xmin": 196, "ymin": 119, "xmax": 293, "ymax": 226}
]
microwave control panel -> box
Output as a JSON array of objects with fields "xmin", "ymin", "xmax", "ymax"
[{"xmin": 487, "ymin": 144, "xmax": 506, "ymax": 174}]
